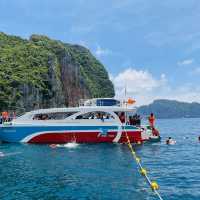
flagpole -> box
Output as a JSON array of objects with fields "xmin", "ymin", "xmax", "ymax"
[{"xmin": 125, "ymin": 83, "xmax": 127, "ymax": 124}]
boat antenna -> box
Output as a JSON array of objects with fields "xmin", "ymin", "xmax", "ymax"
[
  {"xmin": 124, "ymin": 83, "xmax": 128, "ymax": 124},
  {"xmin": 125, "ymin": 83, "xmax": 127, "ymax": 99}
]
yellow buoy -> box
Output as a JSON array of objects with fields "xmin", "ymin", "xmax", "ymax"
[
  {"xmin": 151, "ymin": 181, "xmax": 159, "ymax": 190},
  {"xmin": 124, "ymin": 131, "xmax": 163, "ymax": 200},
  {"xmin": 140, "ymin": 168, "xmax": 147, "ymax": 176},
  {"xmin": 135, "ymin": 157, "xmax": 141, "ymax": 163}
]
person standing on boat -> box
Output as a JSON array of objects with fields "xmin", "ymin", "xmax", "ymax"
[
  {"xmin": 2, "ymin": 111, "xmax": 9, "ymax": 122},
  {"xmin": 11, "ymin": 111, "xmax": 16, "ymax": 120},
  {"xmin": 119, "ymin": 112, "xmax": 125, "ymax": 124},
  {"xmin": 0, "ymin": 113, "xmax": 2, "ymax": 124},
  {"xmin": 148, "ymin": 113, "xmax": 155, "ymax": 128},
  {"xmin": 136, "ymin": 114, "xmax": 141, "ymax": 126}
]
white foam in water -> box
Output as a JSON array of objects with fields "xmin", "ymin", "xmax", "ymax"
[
  {"xmin": 0, "ymin": 152, "xmax": 4, "ymax": 157},
  {"xmin": 0, "ymin": 151, "xmax": 21, "ymax": 157},
  {"xmin": 63, "ymin": 143, "xmax": 79, "ymax": 148},
  {"xmin": 169, "ymin": 140, "xmax": 176, "ymax": 145},
  {"xmin": 56, "ymin": 143, "xmax": 79, "ymax": 148}
]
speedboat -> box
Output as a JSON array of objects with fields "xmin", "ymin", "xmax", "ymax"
[{"xmin": 0, "ymin": 98, "xmax": 160, "ymax": 144}]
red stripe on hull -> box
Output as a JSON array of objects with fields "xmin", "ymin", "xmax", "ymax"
[
  {"xmin": 120, "ymin": 131, "xmax": 142, "ymax": 143},
  {"xmin": 28, "ymin": 131, "xmax": 142, "ymax": 144}
]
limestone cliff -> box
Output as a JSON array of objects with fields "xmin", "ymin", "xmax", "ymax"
[{"xmin": 0, "ymin": 32, "xmax": 114, "ymax": 113}]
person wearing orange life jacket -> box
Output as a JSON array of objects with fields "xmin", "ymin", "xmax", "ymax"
[
  {"xmin": 148, "ymin": 113, "xmax": 155, "ymax": 128},
  {"xmin": 2, "ymin": 111, "xmax": 9, "ymax": 122}
]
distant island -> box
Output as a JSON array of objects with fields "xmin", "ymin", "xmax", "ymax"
[
  {"xmin": 0, "ymin": 32, "xmax": 114, "ymax": 113},
  {"xmin": 138, "ymin": 99, "xmax": 200, "ymax": 119}
]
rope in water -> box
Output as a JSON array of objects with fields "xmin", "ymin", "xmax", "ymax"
[{"xmin": 124, "ymin": 131, "xmax": 164, "ymax": 200}]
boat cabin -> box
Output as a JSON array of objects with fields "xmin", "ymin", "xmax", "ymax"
[{"xmin": 14, "ymin": 98, "xmax": 138, "ymax": 125}]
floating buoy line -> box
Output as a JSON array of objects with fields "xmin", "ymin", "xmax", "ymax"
[{"xmin": 125, "ymin": 131, "xmax": 164, "ymax": 200}]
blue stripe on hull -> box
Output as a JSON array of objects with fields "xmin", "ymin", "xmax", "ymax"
[{"xmin": 0, "ymin": 125, "xmax": 139, "ymax": 143}]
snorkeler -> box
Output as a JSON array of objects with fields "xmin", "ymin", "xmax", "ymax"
[
  {"xmin": 49, "ymin": 143, "xmax": 78, "ymax": 149},
  {"xmin": 166, "ymin": 137, "xmax": 176, "ymax": 145}
]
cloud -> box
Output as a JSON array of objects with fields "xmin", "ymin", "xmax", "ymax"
[
  {"xmin": 95, "ymin": 45, "xmax": 111, "ymax": 57},
  {"xmin": 112, "ymin": 68, "xmax": 166, "ymax": 93},
  {"xmin": 190, "ymin": 67, "xmax": 200, "ymax": 75},
  {"xmin": 70, "ymin": 25, "xmax": 94, "ymax": 34},
  {"xmin": 177, "ymin": 59, "xmax": 194, "ymax": 66},
  {"xmin": 110, "ymin": 68, "xmax": 167, "ymax": 105},
  {"xmin": 165, "ymin": 84, "xmax": 200, "ymax": 104},
  {"xmin": 111, "ymin": 67, "xmax": 200, "ymax": 106}
]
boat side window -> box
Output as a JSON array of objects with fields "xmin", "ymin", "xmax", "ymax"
[
  {"xmin": 33, "ymin": 114, "xmax": 48, "ymax": 120},
  {"xmin": 33, "ymin": 112, "xmax": 77, "ymax": 120},
  {"xmin": 75, "ymin": 111, "xmax": 115, "ymax": 120}
]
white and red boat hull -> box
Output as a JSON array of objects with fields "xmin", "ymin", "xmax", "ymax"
[{"xmin": 0, "ymin": 124, "xmax": 143, "ymax": 144}]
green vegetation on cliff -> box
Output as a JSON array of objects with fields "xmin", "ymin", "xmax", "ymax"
[{"xmin": 0, "ymin": 32, "xmax": 114, "ymax": 112}]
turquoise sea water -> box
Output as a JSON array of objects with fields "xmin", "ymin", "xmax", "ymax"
[{"xmin": 0, "ymin": 118, "xmax": 199, "ymax": 200}]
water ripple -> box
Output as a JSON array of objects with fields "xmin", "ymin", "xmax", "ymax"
[{"xmin": 0, "ymin": 118, "xmax": 200, "ymax": 199}]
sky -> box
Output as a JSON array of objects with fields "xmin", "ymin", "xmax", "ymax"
[{"xmin": 1, "ymin": 0, "xmax": 200, "ymax": 105}]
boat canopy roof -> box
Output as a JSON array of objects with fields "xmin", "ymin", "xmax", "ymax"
[
  {"xmin": 16, "ymin": 106, "xmax": 136, "ymax": 121},
  {"xmin": 15, "ymin": 98, "xmax": 137, "ymax": 122},
  {"xmin": 23, "ymin": 106, "xmax": 136, "ymax": 115}
]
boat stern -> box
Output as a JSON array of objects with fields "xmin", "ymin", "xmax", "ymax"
[{"xmin": 141, "ymin": 125, "xmax": 161, "ymax": 143}]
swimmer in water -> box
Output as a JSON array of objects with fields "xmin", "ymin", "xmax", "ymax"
[
  {"xmin": 49, "ymin": 143, "xmax": 78, "ymax": 148},
  {"xmin": 166, "ymin": 137, "xmax": 176, "ymax": 145},
  {"xmin": 0, "ymin": 152, "xmax": 4, "ymax": 157},
  {"xmin": 49, "ymin": 144, "xmax": 66, "ymax": 148},
  {"xmin": 49, "ymin": 144, "xmax": 57, "ymax": 148},
  {"xmin": 198, "ymin": 136, "xmax": 200, "ymax": 142}
]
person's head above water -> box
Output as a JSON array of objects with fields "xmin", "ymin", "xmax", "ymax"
[{"xmin": 166, "ymin": 137, "xmax": 176, "ymax": 145}]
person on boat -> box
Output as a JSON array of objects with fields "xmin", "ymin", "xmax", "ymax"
[
  {"xmin": 95, "ymin": 112, "xmax": 100, "ymax": 119},
  {"xmin": 2, "ymin": 111, "xmax": 9, "ymax": 122},
  {"xmin": 95, "ymin": 112, "xmax": 102, "ymax": 120},
  {"xmin": 148, "ymin": 113, "xmax": 155, "ymax": 128},
  {"xmin": 132, "ymin": 114, "xmax": 137, "ymax": 125},
  {"xmin": 136, "ymin": 114, "xmax": 141, "ymax": 126},
  {"xmin": 152, "ymin": 127, "xmax": 160, "ymax": 136},
  {"xmin": 12, "ymin": 111, "xmax": 16, "ymax": 120},
  {"xmin": 41, "ymin": 114, "xmax": 49, "ymax": 120},
  {"xmin": 119, "ymin": 112, "xmax": 125, "ymax": 123},
  {"xmin": 129, "ymin": 116, "xmax": 133, "ymax": 125},
  {"xmin": 0, "ymin": 113, "xmax": 2, "ymax": 124},
  {"xmin": 166, "ymin": 137, "xmax": 176, "ymax": 145}
]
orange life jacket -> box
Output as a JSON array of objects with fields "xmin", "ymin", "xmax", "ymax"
[{"xmin": 2, "ymin": 111, "xmax": 9, "ymax": 119}]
